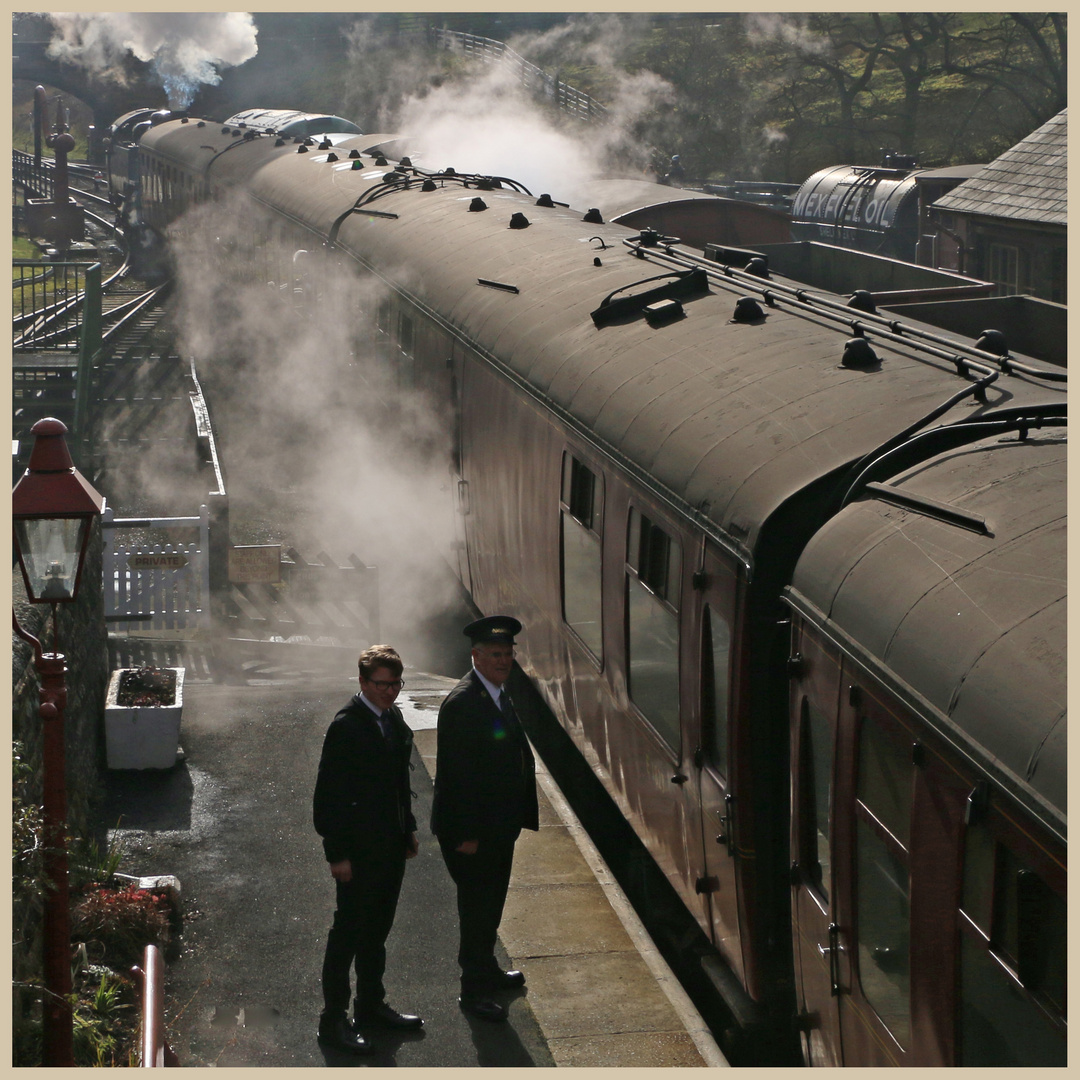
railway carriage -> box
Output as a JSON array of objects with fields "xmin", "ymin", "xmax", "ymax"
[{"xmin": 120, "ymin": 110, "xmax": 1066, "ymax": 1065}]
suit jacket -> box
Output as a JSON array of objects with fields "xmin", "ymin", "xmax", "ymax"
[
  {"xmin": 430, "ymin": 670, "xmax": 539, "ymax": 845},
  {"xmin": 313, "ymin": 695, "xmax": 417, "ymax": 864}
]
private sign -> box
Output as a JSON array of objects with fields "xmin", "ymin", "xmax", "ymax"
[{"xmin": 128, "ymin": 553, "xmax": 189, "ymax": 570}]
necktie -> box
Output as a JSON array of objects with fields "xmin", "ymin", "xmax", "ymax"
[{"xmin": 378, "ymin": 712, "xmax": 391, "ymax": 740}]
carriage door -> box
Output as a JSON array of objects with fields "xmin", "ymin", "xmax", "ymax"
[
  {"xmin": 693, "ymin": 544, "xmax": 744, "ymax": 983},
  {"xmin": 789, "ymin": 619, "xmax": 844, "ymax": 1066}
]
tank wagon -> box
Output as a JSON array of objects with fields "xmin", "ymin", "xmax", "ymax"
[
  {"xmin": 125, "ymin": 111, "xmax": 1066, "ymax": 1066},
  {"xmin": 791, "ymin": 154, "xmax": 923, "ymax": 260}
]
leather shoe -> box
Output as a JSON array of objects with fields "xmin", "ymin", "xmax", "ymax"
[
  {"xmin": 488, "ymin": 968, "xmax": 525, "ymax": 990},
  {"xmin": 356, "ymin": 1002, "xmax": 423, "ymax": 1030},
  {"xmin": 317, "ymin": 1014, "xmax": 372, "ymax": 1054},
  {"xmin": 459, "ymin": 996, "xmax": 508, "ymax": 1022}
]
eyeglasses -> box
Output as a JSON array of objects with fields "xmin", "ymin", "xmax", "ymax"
[{"xmin": 367, "ymin": 678, "xmax": 404, "ymax": 691}]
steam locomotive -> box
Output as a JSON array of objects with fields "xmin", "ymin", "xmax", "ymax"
[{"xmin": 108, "ymin": 109, "xmax": 1066, "ymax": 1066}]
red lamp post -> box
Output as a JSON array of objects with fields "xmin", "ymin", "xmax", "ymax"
[{"xmin": 12, "ymin": 418, "xmax": 105, "ymax": 1067}]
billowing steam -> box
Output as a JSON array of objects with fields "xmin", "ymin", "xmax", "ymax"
[
  {"xmin": 45, "ymin": 12, "xmax": 258, "ymax": 108},
  {"xmin": 343, "ymin": 14, "xmax": 675, "ymax": 202}
]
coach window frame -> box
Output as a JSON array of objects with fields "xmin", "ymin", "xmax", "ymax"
[
  {"xmin": 559, "ymin": 450, "xmax": 604, "ymax": 666},
  {"xmin": 956, "ymin": 808, "xmax": 1066, "ymax": 1065},
  {"xmin": 624, "ymin": 503, "xmax": 682, "ymax": 752}
]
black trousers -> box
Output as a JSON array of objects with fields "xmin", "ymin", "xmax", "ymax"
[
  {"xmin": 321, "ymin": 843, "xmax": 407, "ymax": 1016},
  {"xmin": 439, "ymin": 833, "xmax": 518, "ymax": 996}
]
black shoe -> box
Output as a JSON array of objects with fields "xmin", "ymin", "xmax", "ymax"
[
  {"xmin": 487, "ymin": 968, "xmax": 525, "ymax": 990},
  {"xmin": 356, "ymin": 1002, "xmax": 424, "ymax": 1030},
  {"xmin": 459, "ymin": 996, "xmax": 508, "ymax": 1022},
  {"xmin": 318, "ymin": 1013, "xmax": 372, "ymax": 1054}
]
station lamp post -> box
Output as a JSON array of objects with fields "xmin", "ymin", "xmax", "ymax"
[{"xmin": 12, "ymin": 417, "xmax": 105, "ymax": 1067}]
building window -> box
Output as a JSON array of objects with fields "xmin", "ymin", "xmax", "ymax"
[
  {"xmin": 987, "ymin": 243, "xmax": 1020, "ymax": 296},
  {"xmin": 626, "ymin": 507, "xmax": 680, "ymax": 748},
  {"xmin": 560, "ymin": 454, "xmax": 603, "ymax": 659}
]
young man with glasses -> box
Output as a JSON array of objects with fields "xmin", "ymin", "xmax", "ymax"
[
  {"xmin": 313, "ymin": 644, "xmax": 422, "ymax": 1054},
  {"xmin": 431, "ymin": 616, "xmax": 539, "ymax": 1022}
]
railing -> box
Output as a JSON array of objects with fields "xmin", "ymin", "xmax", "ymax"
[
  {"xmin": 13, "ymin": 259, "xmax": 100, "ymax": 351},
  {"xmin": 430, "ymin": 28, "xmax": 608, "ymax": 123},
  {"xmin": 13, "ymin": 148, "xmax": 54, "ymax": 200},
  {"xmin": 134, "ymin": 944, "xmax": 179, "ymax": 1066}
]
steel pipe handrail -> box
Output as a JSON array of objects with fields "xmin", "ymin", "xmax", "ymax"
[{"xmin": 134, "ymin": 944, "xmax": 178, "ymax": 1066}]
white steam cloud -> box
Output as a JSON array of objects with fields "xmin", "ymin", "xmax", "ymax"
[{"xmin": 45, "ymin": 12, "xmax": 258, "ymax": 108}]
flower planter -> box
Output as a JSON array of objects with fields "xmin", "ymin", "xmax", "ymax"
[{"xmin": 105, "ymin": 667, "xmax": 185, "ymax": 769}]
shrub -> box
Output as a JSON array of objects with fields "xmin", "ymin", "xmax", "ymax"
[{"xmin": 71, "ymin": 885, "xmax": 172, "ymax": 969}]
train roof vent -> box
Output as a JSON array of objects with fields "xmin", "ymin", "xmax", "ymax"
[
  {"xmin": 644, "ymin": 298, "xmax": 684, "ymax": 326},
  {"xmin": 349, "ymin": 149, "xmax": 361, "ymax": 159},
  {"xmin": 536, "ymin": 193, "xmax": 555, "ymax": 208},
  {"xmin": 583, "ymin": 208, "xmax": 604, "ymax": 224},
  {"xmin": 399, "ymin": 156, "xmax": 413, "ymax": 167},
  {"xmin": 976, "ymin": 329, "xmax": 1008, "ymax": 356},
  {"xmin": 319, "ymin": 140, "xmax": 331, "ymax": 149},
  {"xmin": 351, "ymin": 160, "xmax": 364, "ymax": 170},
  {"xmin": 469, "ymin": 198, "xmax": 488, "ymax": 213},
  {"xmin": 509, "ymin": 213, "xmax": 530, "ymax": 229},
  {"xmin": 297, "ymin": 144, "xmax": 308, "ymax": 154},
  {"xmin": 842, "ymin": 337, "xmax": 879, "ymax": 368},
  {"xmin": 375, "ymin": 155, "xmax": 389, "ymax": 166},
  {"xmin": 180, "ymin": 117, "xmax": 189, "ymax": 124},
  {"xmin": 848, "ymin": 290, "xmax": 877, "ymax": 313},
  {"xmin": 421, "ymin": 178, "xmax": 437, "ymax": 192},
  {"xmin": 221, "ymin": 126, "xmax": 231, "ymax": 135},
  {"xmin": 196, "ymin": 121, "xmax": 205, "ymax": 128},
  {"xmin": 745, "ymin": 257, "xmax": 769, "ymax": 279},
  {"xmin": 275, "ymin": 138, "xmax": 286, "ymax": 147},
  {"xmin": 326, "ymin": 152, "xmax": 338, "ymax": 162},
  {"xmin": 443, "ymin": 167, "xmax": 456, "ymax": 176},
  {"xmin": 732, "ymin": 297, "xmax": 765, "ymax": 323}
]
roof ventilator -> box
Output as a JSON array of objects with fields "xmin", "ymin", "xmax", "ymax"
[
  {"xmin": 221, "ymin": 126, "xmax": 231, "ymax": 135},
  {"xmin": 351, "ymin": 160, "xmax": 364, "ymax": 170},
  {"xmin": 848, "ymin": 290, "xmax": 877, "ymax": 313},
  {"xmin": 469, "ymin": 197, "xmax": 488, "ymax": 213},
  {"xmin": 745, "ymin": 257, "xmax": 769, "ymax": 279},
  {"xmin": 536, "ymin": 193, "xmax": 555, "ymax": 208},
  {"xmin": 509, "ymin": 213, "xmax": 530, "ymax": 229},
  {"xmin": 326, "ymin": 152, "xmax": 338, "ymax": 162},
  {"xmin": 349, "ymin": 149, "xmax": 361, "ymax": 159},
  {"xmin": 732, "ymin": 297, "xmax": 765, "ymax": 323},
  {"xmin": 583, "ymin": 208, "xmax": 604, "ymax": 224},
  {"xmin": 375, "ymin": 155, "xmax": 389, "ymax": 166},
  {"xmin": 196, "ymin": 121, "xmax": 205, "ymax": 128},
  {"xmin": 297, "ymin": 144, "xmax": 308, "ymax": 153},
  {"xmin": 975, "ymin": 329, "xmax": 1008, "ymax": 357},
  {"xmin": 421, "ymin": 178, "xmax": 438, "ymax": 192},
  {"xmin": 319, "ymin": 140, "xmax": 331, "ymax": 150},
  {"xmin": 591, "ymin": 267, "xmax": 708, "ymax": 328},
  {"xmin": 842, "ymin": 337, "xmax": 879, "ymax": 368},
  {"xmin": 399, "ymin": 156, "xmax": 413, "ymax": 168}
]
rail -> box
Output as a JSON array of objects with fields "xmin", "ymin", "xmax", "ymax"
[
  {"xmin": 430, "ymin": 27, "xmax": 608, "ymax": 123},
  {"xmin": 134, "ymin": 944, "xmax": 178, "ymax": 1066},
  {"xmin": 13, "ymin": 259, "xmax": 100, "ymax": 350}
]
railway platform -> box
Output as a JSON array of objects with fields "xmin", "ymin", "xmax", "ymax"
[{"xmin": 99, "ymin": 639, "xmax": 726, "ymax": 1067}]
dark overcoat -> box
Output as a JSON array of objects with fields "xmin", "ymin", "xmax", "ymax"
[
  {"xmin": 313, "ymin": 695, "xmax": 417, "ymax": 864},
  {"xmin": 430, "ymin": 671, "xmax": 539, "ymax": 846}
]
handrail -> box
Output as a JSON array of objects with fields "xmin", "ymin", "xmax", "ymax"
[{"xmin": 134, "ymin": 944, "xmax": 179, "ymax": 1066}]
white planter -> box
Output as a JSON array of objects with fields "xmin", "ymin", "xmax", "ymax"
[{"xmin": 105, "ymin": 668, "xmax": 185, "ymax": 770}]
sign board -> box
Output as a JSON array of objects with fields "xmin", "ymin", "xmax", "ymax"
[
  {"xmin": 228, "ymin": 545, "xmax": 282, "ymax": 584},
  {"xmin": 128, "ymin": 553, "xmax": 189, "ymax": 570}
]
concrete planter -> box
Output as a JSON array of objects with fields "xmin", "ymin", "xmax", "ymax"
[{"xmin": 105, "ymin": 667, "xmax": 185, "ymax": 769}]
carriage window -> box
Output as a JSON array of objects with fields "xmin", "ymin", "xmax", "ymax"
[
  {"xmin": 701, "ymin": 605, "xmax": 730, "ymax": 777},
  {"xmin": 958, "ymin": 828, "xmax": 1066, "ymax": 1064},
  {"xmin": 855, "ymin": 716, "xmax": 911, "ymax": 1047},
  {"xmin": 560, "ymin": 455, "xmax": 603, "ymax": 659},
  {"xmin": 626, "ymin": 508, "xmax": 680, "ymax": 748},
  {"xmin": 797, "ymin": 698, "xmax": 832, "ymax": 900}
]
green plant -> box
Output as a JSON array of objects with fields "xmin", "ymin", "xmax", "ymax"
[
  {"xmin": 71, "ymin": 969, "xmax": 138, "ymax": 1067},
  {"xmin": 71, "ymin": 884, "xmax": 171, "ymax": 969},
  {"xmin": 68, "ymin": 827, "xmax": 126, "ymax": 896}
]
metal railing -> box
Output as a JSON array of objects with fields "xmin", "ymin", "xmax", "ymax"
[
  {"xmin": 430, "ymin": 28, "xmax": 608, "ymax": 123},
  {"xmin": 13, "ymin": 259, "xmax": 101, "ymax": 351},
  {"xmin": 134, "ymin": 944, "xmax": 178, "ymax": 1066},
  {"xmin": 13, "ymin": 148, "xmax": 54, "ymax": 201}
]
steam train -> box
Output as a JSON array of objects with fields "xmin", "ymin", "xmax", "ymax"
[{"xmin": 107, "ymin": 109, "xmax": 1066, "ymax": 1066}]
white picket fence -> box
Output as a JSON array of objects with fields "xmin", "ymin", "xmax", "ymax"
[{"xmin": 102, "ymin": 505, "xmax": 210, "ymax": 631}]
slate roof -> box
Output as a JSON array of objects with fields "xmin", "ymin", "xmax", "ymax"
[{"xmin": 932, "ymin": 109, "xmax": 1066, "ymax": 226}]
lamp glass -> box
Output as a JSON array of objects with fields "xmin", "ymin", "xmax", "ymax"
[{"xmin": 14, "ymin": 516, "xmax": 88, "ymax": 602}]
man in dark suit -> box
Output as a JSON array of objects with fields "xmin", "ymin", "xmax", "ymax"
[
  {"xmin": 431, "ymin": 616, "xmax": 539, "ymax": 1022},
  {"xmin": 313, "ymin": 644, "xmax": 423, "ymax": 1054}
]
